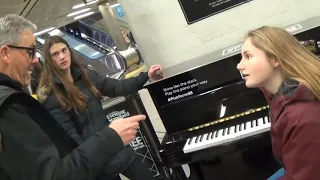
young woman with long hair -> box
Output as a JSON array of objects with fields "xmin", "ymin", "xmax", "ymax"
[
  {"xmin": 37, "ymin": 35, "xmax": 162, "ymax": 180},
  {"xmin": 237, "ymin": 26, "xmax": 320, "ymax": 180}
]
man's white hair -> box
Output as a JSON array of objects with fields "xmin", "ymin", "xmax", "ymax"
[{"xmin": 0, "ymin": 14, "xmax": 37, "ymax": 46}]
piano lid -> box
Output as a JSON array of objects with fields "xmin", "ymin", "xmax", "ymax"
[
  {"xmin": 144, "ymin": 14, "xmax": 320, "ymax": 87},
  {"xmin": 147, "ymin": 54, "xmax": 243, "ymax": 108},
  {"xmin": 158, "ymin": 80, "xmax": 268, "ymax": 134}
]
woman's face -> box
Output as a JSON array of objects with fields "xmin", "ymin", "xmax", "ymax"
[
  {"xmin": 49, "ymin": 43, "xmax": 71, "ymax": 70},
  {"xmin": 237, "ymin": 38, "xmax": 277, "ymax": 88}
]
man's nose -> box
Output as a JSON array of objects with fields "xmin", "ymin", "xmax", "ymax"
[{"xmin": 32, "ymin": 57, "xmax": 39, "ymax": 64}]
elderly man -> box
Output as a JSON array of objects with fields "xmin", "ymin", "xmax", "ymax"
[{"xmin": 0, "ymin": 14, "xmax": 145, "ymax": 180}]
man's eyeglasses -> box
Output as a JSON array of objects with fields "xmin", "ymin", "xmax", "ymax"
[{"xmin": 7, "ymin": 45, "xmax": 36, "ymax": 59}]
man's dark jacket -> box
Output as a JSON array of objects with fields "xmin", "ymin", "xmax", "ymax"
[{"xmin": 0, "ymin": 73, "xmax": 124, "ymax": 180}]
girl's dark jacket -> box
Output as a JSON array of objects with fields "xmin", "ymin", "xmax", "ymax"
[{"xmin": 38, "ymin": 65, "xmax": 149, "ymax": 176}]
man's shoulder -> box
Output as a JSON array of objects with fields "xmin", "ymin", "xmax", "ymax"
[
  {"xmin": 0, "ymin": 85, "xmax": 17, "ymax": 98},
  {"xmin": 0, "ymin": 85, "xmax": 24, "ymax": 110},
  {"xmin": 1, "ymin": 91, "xmax": 37, "ymax": 109}
]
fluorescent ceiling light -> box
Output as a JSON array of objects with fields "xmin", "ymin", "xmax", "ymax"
[
  {"xmin": 72, "ymin": 0, "xmax": 99, "ymax": 9},
  {"xmin": 36, "ymin": 52, "xmax": 42, "ymax": 58},
  {"xmin": 109, "ymin": 3, "xmax": 120, "ymax": 8},
  {"xmin": 67, "ymin": 8, "xmax": 91, "ymax": 17},
  {"xmin": 36, "ymin": 37, "xmax": 45, "ymax": 44},
  {"xmin": 48, "ymin": 29, "xmax": 62, "ymax": 36},
  {"xmin": 72, "ymin": 3, "xmax": 85, "ymax": 9},
  {"xmin": 87, "ymin": 0, "xmax": 99, "ymax": 5},
  {"xmin": 34, "ymin": 27, "xmax": 55, "ymax": 36},
  {"xmin": 74, "ymin": 12, "xmax": 95, "ymax": 20}
]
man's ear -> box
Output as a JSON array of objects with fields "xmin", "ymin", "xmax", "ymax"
[{"xmin": 0, "ymin": 46, "xmax": 10, "ymax": 64}]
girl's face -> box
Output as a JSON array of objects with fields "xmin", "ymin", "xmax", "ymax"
[
  {"xmin": 237, "ymin": 38, "xmax": 279, "ymax": 89},
  {"xmin": 49, "ymin": 43, "xmax": 71, "ymax": 70}
]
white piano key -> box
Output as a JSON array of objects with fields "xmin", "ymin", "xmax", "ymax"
[
  {"xmin": 183, "ymin": 116, "xmax": 271, "ymax": 154},
  {"xmin": 265, "ymin": 116, "xmax": 270, "ymax": 123},
  {"xmin": 246, "ymin": 121, "xmax": 251, "ymax": 129},
  {"xmin": 241, "ymin": 123, "xmax": 245, "ymax": 130},
  {"xmin": 229, "ymin": 126, "xmax": 235, "ymax": 135}
]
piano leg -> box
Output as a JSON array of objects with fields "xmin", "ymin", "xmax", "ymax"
[
  {"xmin": 171, "ymin": 166, "xmax": 188, "ymax": 180},
  {"xmin": 191, "ymin": 162, "xmax": 206, "ymax": 180},
  {"xmin": 170, "ymin": 163, "xmax": 206, "ymax": 180}
]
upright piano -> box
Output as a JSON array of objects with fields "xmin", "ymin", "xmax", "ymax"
[{"xmin": 143, "ymin": 15, "xmax": 320, "ymax": 180}]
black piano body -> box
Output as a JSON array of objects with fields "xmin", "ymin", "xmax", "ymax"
[
  {"xmin": 144, "ymin": 16, "xmax": 320, "ymax": 180},
  {"xmin": 145, "ymin": 54, "xmax": 279, "ymax": 179}
]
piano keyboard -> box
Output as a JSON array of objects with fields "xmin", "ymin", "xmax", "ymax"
[{"xmin": 183, "ymin": 116, "xmax": 271, "ymax": 154}]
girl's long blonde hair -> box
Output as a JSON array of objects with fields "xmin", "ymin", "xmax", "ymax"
[{"xmin": 247, "ymin": 26, "xmax": 320, "ymax": 100}]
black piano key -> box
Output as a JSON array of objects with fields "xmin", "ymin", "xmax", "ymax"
[
  {"xmin": 263, "ymin": 118, "xmax": 266, "ymax": 124},
  {"xmin": 239, "ymin": 124, "xmax": 242, "ymax": 131},
  {"xmin": 227, "ymin": 127, "xmax": 230, "ymax": 134},
  {"xmin": 256, "ymin": 119, "xmax": 259, "ymax": 126},
  {"xmin": 234, "ymin": 126, "xmax": 237, "ymax": 133},
  {"xmin": 243, "ymin": 123, "xmax": 246, "ymax": 130},
  {"xmin": 222, "ymin": 128, "xmax": 226, "ymax": 136},
  {"xmin": 195, "ymin": 136, "xmax": 200, "ymax": 143},
  {"xmin": 199, "ymin": 135, "xmax": 203, "ymax": 142},
  {"xmin": 251, "ymin": 120, "xmax": 254, "ymax": 128},
  {"xmin": 207, "ymin": 133, "xmax": 211, "ymax": 140},
  {"xmin": 211, "ymin": 131, "xmax": 215, "ymax": 139},
  {"xmin": 215, "ymin": 130, "xmax": 219, "ymax": 138},
  {"xmin": 200, "ymin": 134, "xmax": 205, "ymax": 142},
  {"xmin": 188, "ymin": 137, "xmax": 193, "ymax": 145}
]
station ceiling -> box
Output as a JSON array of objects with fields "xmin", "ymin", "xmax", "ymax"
[{"xmin": 0, "ymin": 0, "xmax": 105, "ymax": 33}]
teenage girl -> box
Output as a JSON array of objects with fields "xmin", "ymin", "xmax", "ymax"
[{"xmin": 237, "ymin": 26, "xmax": 320, "ymax": 180}]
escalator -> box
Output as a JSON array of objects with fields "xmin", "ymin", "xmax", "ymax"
[{"xmin": 61, "ymin": 20, "xmax": 145, "ymax": 78}]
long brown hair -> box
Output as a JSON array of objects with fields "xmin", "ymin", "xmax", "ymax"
[
  {"xmin": 247, "ymin": 26, "xmax": 320, "ymax": 100},
  {"xmin": 37, "ymin": 35, "xmax": 102, "ymax": 112}
]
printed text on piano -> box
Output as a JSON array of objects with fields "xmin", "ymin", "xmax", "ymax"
[{"xmin": 162, "ymin": 79, "xmax": 208, "ymax": 102}]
